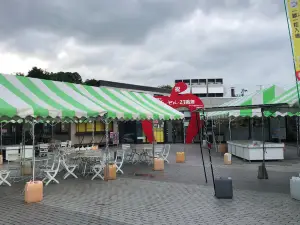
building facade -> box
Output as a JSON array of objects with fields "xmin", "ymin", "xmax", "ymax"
[{"xmin": 174, "ymin": 78, "xmax": 225, "ymax": 97}]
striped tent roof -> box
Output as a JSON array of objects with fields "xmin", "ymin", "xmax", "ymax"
[
  {"xmin": 208, "ymin": 85, "xmax": 284, "ymax": 119},
  {"xmin": 0, "ymin": 74, "xmax": 183, "ymax": 121},
  {"xmin": 266, "ymin": 83, "xmax": 300, "ymax": 117}
]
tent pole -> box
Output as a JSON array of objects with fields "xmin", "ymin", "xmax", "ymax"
[
  {"xmin": 297, "ymin": 117, "xmax": 300, "ymax": 156},
  {"xmin": 258, "ymin": 108, "xmax": 268, "ymax": 179},
  {"xmin": 211, "ymin": 119, "xmax": 218, "ymax": 152},
  {"xmin": 0, "ymin": 122, "xmax": 3, "ymax": 157},
  {"xmin": 92, "ymin": 119, "xmax": 95, "ymax": 146},
  {"xmin": 152, "ymin": 120, "xmax": 155, "ymax": 167},
  {"xmin": 196, "ymin": 111, "xmax": 207, "ymax": 183},
  {"xmin": 51, "ymin": 122, "xmax": 54, "ymax": 140},
  {"xmin": 32, "ymin": 120, "xmax": 36, "ymax": 182},
  {"xmin": 229, "ymin": 118, "xmax": 232, "ymax": 140},
  {"xmin": 21, "ymin": 120, "xmax": 25, "ymax": 164},
  {"xmin": 251, "ymin": 118, "xmax": 254, "ymax": 140},
  {"xmin": 203, "ymin": 111, "xmax": 216, "ymax": 194},
  {"xmin": 277, "ymin": 118, "xmax": 281, "ymax": 143},
  {"xmin": 105, "ymin": 117, "xmax": 109, "ymax": 181}
]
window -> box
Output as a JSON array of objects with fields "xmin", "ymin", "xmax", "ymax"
[{"xmin": 76, "ymin": 122, "xmax": 113, "ymax": 133}]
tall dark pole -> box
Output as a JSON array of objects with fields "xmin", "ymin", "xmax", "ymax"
[
  {"xmin": 196, "ymin": 112, "xmax": 207, "ymax": 183},
  {"xmin": 203, "ymin": 110, "xmax": 216, "ymax": 194},
  {"xmin": 258, "ymin": 108, "xmax": 268, "ymax": 179}
]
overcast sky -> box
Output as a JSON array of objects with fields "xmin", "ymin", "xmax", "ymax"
[{"xmin": 0, "ymin": 0, "xmax": 296, "ymax": 94}]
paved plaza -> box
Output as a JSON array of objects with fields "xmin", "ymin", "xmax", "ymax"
[{"xmin": 1, "ymin": 144, "xmax": 300, "ymax": 224}]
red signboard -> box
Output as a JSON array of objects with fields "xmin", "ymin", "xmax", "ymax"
[{"xmin": 142, "ymin": 82, "xmax": 204, "ymax": 143}]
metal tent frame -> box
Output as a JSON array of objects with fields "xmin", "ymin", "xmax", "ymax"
[{"xmin": 194, "ymin": 103, "xmax": 291, "ymax": 183}]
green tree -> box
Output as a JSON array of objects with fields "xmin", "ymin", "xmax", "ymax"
[
  {"xmin": 26, "ymin": 67, "xmax": 83, "ymax": 84},
  {"xmin": 83, "ymin": 79, "xmax": 100, "ymax": 86},
  {"xmin": 27, "ymin": 67, "xmax": 50, "ymax": 80},
  {"xmin": 15, "ymin": 72, "xmax": 25, "ymax": 76},
  {"xmin": 52, "ymin": 72, "xmax": 82, "ymax": 84}
]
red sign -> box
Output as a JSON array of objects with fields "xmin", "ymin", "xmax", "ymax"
[{"xmin": 142, "ymin": 82, "xmax": 204, "ymax": 144}]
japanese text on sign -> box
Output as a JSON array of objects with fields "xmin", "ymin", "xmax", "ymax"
[{"xmin": 287, "ymin": 0, "xmax": 300, "ymax": 79}]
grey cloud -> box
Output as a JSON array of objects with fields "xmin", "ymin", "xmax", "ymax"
[
  {"xmin": 0, "ymin": 0, "xmax": 200, "ymax": 46},
  {"xmin": 0, "ymin": 0, "xmax": 296, "ymax": 91}
]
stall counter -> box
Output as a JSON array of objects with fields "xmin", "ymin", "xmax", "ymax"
[{"xmin": 227, "ymin": 140, "xmax": 284, "ymax": 161}]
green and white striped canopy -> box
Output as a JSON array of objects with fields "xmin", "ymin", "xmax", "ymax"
[
  {"xmin": 208, "ymin": 85, "xmax": 284, "ymax": 119},
  {"xmin": 0, "ymin": 74, "xmax": 183, "ymax": 121},
  {"xmin": 266, "ymin": 83, "xmax": 300, "ymax": 117}
]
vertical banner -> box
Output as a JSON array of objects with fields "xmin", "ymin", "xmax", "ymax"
[{"xmin": 287, "ymin": 0, "xmax": 300, "ymax": 80}]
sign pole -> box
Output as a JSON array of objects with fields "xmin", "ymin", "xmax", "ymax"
[{"xmin": 284, "ymin": 0, "xmax": 300, "ymax": 105}]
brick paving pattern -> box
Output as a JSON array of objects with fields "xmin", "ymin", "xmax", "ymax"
[{"xmin": 0, "ymin": 144, "xmax": 300, "ymax": 224}]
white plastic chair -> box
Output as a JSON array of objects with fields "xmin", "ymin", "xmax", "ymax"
[
  {"xmin": 38, "ymin": 144, "xmax": 49, "ymax": 157},
  {"xmin": 122, "ymin": 144, "xmax": 135, "ymax": 163},
  {"xmin": 161, "ymin": 144, "xmax": 171, "ymax": 163},
  {"xmin": 42, "ymin": 157, "xmax": 61, "ymax": 186},
  {"xmin": 60, "ymin": 142, "xmax": 68, "ymax": 148},
  {"xmin": 0, "ymin": 170, "xmax": 11, "ymax": 186},
  {"xmin": 66, "ymin": 140, "xmax": 72, "ymax": 147},
  {"xmin": 7, "ymin": 153, "xmax": 21, "ymax": 181},
  {"xmin": 147, "ymin": 145, "xmax": 164, "ymax": 164},
  {"xmin": 61, "ymin": 155, "xmax": 78, "ymax": 179},
  {"xmin": 114, "ymin": 150, "xmax": 125, "ymax": 174}
]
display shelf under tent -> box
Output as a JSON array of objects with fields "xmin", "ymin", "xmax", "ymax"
[
  {"xmin": 0, "ymin": 73, "xmax": 184, "ymax": 183},
  {"xmin": 195, "ymin": 103, "xmax": 290, "ymax": 180}
]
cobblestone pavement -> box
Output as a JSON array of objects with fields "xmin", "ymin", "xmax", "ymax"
[{"xmin": 0, "ymin": 144, "xmax": 300, "ymax": 225}]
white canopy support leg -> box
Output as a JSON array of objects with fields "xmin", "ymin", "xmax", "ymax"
[
  {"xmin": 92, "ymin": 120, "xmax": 95, "ymax": 146},
  {"xmin": 229, "ymin": 118, "xmax": 232, "ymax": 141},
  {"xmin": 0, "ymin": 122, "xmax": 3, "ymax": 157},
  {"xmin": 152, "ymin": 120, "xmax": 155, "ymax": 166},
  {"xmin": 297, "ymin": 117, "xmax": 300, "ymax": 156},
  {"xmin": 104, "ymin": 117, "xmax": 110, "ymax": 180},
  {"xmin": 31, "ymin": 121, "xmax": 36, "ymax": 182}
]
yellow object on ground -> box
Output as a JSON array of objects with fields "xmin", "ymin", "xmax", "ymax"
[
  {"xmin": 104, "ymin": 164, "xmax": 117, "ymax": 180},
  {"xmin": 176, "ymin": 152, "xmax": 185, "ymax": 163}
]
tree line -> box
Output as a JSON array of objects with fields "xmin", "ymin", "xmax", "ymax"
[{"xmin": 15, "ymin": 67, "xmax": 172, "ymax": 89}]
